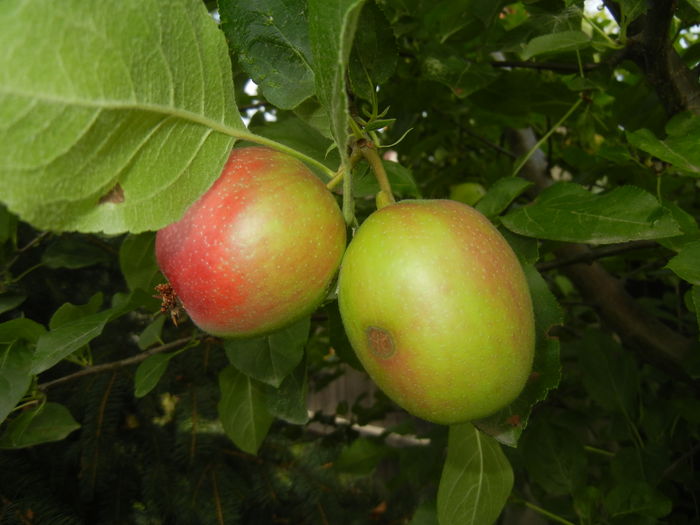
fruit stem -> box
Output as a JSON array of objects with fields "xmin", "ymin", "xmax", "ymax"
[
  {"xmin": 359, "ymin": 140, "xmax": 396, "ymax": 208},
  {"xmin": 326, "ymin": 170, "xmax": 344, "ymax": 191}
]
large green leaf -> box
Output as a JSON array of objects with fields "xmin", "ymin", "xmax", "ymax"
[
  {"xmin": 437, "ymin": 423, "xmax": 514, "ymax": 525},
  {"xmin": 225, "ymin": 317, "xmax": 309, "ymax": 388},
  {"xmin": 0, "ymin": 0, "xmax": 242, "ymax": 233},
  {"xmin": 502, "ymin": 182, "xmax": 681, "ymax": 244},
  {"xmin": 626, "ymin": 112, "xmax": 700, "ymax": 175},
  {"xmin": 218, "ymin": 366, "xmax": 274, "ymax": 455},
  {"xmin": 219, "ymin": 0, "xmax": 315, "ymax": 109},
  {"xmin": 0, "ymin": 402, "xmax": 80, "ymax": 449}
]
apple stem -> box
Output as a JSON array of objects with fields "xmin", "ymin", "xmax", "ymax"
[{"xmin": 359, "ymin": 141, "xmax": 395, "ymax": 208}]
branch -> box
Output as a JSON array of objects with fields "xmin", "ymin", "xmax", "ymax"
[
  {"xmin": 491, "ymin": 60, "xmax": 599, "ymax": 73},
  {"xmin": 37, "ymin": 336, "xmax": 201, "ymax": 391},
  {"xmin": 605, "ymin": 0, "xmax": 700, "ymax": 116},
  {"xmin": 536, "ymin": 240, "xmax": 658, "ymax": 271}
]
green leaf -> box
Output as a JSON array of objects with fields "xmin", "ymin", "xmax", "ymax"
[
  {"xmin": 41, "ymin": 237, "xmax": 112, "ymax": 269},
  {"xmin": 137, "ymin": 316, "xmax": 166, "ymax": 350},
  {"xmin": 248, "ymin": 114, "xmax": 338, "ymax": 178},
  {"xmin": 0, "ymin": 340, "xmax": 34, "ymax": 424},
  {"xmin": 502, "ymin": 182, "xmax": 681, "ymax": 244},
  {"xmin": 308, "ymin": 0, "xmax": 366, "ymax": 185},
  {"xmin": 519, "ymin": 416, "xmax": 587, "ymax": 495},
  {"xmin": 618, "ymin": 0, "xmax": 647, "ymax": 22},
  {"xmin": 263, "ymin": 359, "xmax": 309, "ymax": 424},
  {"xmin": 0, "ymin": 294, "xmax": 27, "ymax": 316},
  {"xmin": 0, "ymin": 402, "xmax": 80, "ymax": 449},
  {"xmin": 626, "ymin": 112, "xmax": 700, "ymax": 175},
  {"xmin": 218, "ymin": 366, "xmax": 274, "ymax": 455},
  {"xmin": 225, "ymin": 317, "xmax": 310, "ymax": 388},
  {"xmin": 219, "ymin": 0, "xmax": 315, "ymax": 109},
  {"xmin": 475, "ymin": 178, "xmax": 533, "ymax": 219},
  {"xmin": 134, "ymin": 353, "xmax": 173, "ymax": 398},
  {"xmin": 119, "ymin": 233, "xmax": 159, "ymax": 291},
  {"xmin": 421, "ymin": 51, "xmax": 500, "ymax": 98},
  {"xmin": 667, "ymin": 240, "xmax": 700, "ymax": 285},
  {"xmin": 0, "ymin": 0, "xmax": 241, "ymax": 234},
  {"xmin": 604, "ymin": 481, "xmax": 673, "ymax": 519},
  {"xmin": 32, "ymin": 310, "xmax": 112, "ymax": 374},
  {"xmin": 409, "ymin": 502, "xmax": 439, "ymax": 525},
  {"xmin": 335, "ymin": 437, "xmax": 389, "ymax": 476},
  {"xmin": 521, "ymin": 31, "xmax": 591, "ymax": 60},
  {"xmin": 353, "ymin": 160, "xmax": 421, "ymax": 198},
  {"xmin": 575, "ymin": 331, "xmax": 640, "ymax": 415},
  {"xmin": 0, "ymin": 318, "xmax": 46, "ymax": 344},
  {"xmin": 475, "ymin": 264, "xmax": 562, "ymax": 446},
  {"xmin": 348, "ymin": 2, "xmax": 398, "ymax": 100},
  {"xmin": 693, "ymin": 286, "xmax": 700, "ymax": 335},
  {"xmin": 49, "ymin": 293, "xmax": 103, "ymax": 330},
  {"xmin": 437, "ymin": 423, "xmax": 513, "ymax": 525}
]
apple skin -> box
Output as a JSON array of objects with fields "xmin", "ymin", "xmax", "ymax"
[
  {"xmin": 155, "ymin": 147, "xmax": 346, "ymax": 338},
  {"xmin": 337, "ymin": 199, "xmax": 535, "ymax": 424}
]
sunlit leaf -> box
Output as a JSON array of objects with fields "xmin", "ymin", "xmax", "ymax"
[{"xmin": 0, "ymin": 0, "xmax": 242, "ymax": 233}]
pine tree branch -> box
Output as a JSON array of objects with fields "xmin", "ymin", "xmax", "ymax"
[{"xmin": 37, "ymin": 336, "xmax": 200, "ymax": 391}]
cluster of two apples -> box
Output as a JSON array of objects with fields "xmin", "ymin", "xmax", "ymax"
[{"xmin": 156, "ymin": 147, "xmax": 535, "ymax": 425}]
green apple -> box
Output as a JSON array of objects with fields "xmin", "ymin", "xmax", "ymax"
[
  {"xmin": 337, "ymin": 199, "xmax": 535, "ymax": 424},
  {"xmin": 156, "ymin": 147, "xmax": 346, "ymax": 338}
]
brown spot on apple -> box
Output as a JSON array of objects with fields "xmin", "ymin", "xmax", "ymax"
[{"xmin": 366, "ymin": 326, "xmax": 395, "ymax": 359}]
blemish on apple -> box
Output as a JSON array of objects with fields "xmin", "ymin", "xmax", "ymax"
[{"xmin": 366, "ymin": 326, "xmax": 395, "ymax": 359}]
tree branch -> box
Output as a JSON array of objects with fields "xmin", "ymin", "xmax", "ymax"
[
  {"xmin": 605, "ymin": 0, "xmax": 700, "ymax": 116},
  {"xmin": 37, "ymin": 336, "xmax": 201, "ymax": 391},
  {"xmin": 491, "ymin": 60, "xmax": 599, "ymax": 73},
  {"xmin": 536, "ymin": 240, "xmax": 658, "ymax": 271}
]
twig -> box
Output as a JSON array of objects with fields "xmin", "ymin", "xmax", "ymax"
[
  {"xmin": 491, "ymin": 60, "xmax": 599, "ymax": 72},
  {"xmin": 37, "ymin": 336, "xmax": 200, "ymax": 391},
  {"xmin": 536, "ymin": 240, "xmax": 658, "ymax": 271}
]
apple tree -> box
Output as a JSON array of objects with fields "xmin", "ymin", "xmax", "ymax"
[{"xmin": 1, "ymin": 0, "xmax": 699, "ymax": 523}]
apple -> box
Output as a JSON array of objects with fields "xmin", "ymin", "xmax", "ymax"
[
  {"xmin": 337, "ymin": 199, "xmax": 535, "ymax": 424},
  {"xmin": 155, "ymin": 147, "xmax": 346, "ymax": 338}
]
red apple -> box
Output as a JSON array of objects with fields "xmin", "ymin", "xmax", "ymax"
[
  {"xmin": 155, "ymin": 147, "xmax": 346, "ymax": 338},
  {"xmin": 338, "ymin": 200, "xmax": 535, "ymax": 424}
]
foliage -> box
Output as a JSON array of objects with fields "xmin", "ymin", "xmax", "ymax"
[{"xmin": 1, "ymin": 0, "xmax": 700, "ymax": 524}]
